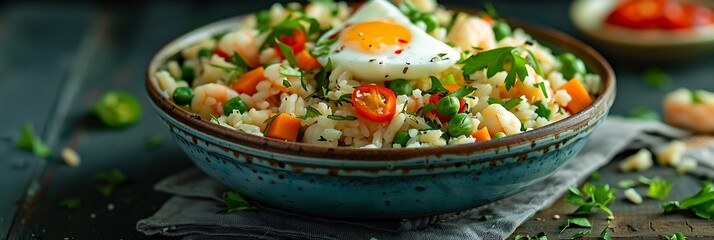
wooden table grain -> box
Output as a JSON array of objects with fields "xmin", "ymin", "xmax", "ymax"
[{"xmin": 1, "ymin": 0, "xmax": 713, "ymax": 239}]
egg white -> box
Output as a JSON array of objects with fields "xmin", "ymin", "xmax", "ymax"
[{"xmin": 316, "ymin": 0, "xmax": 459, "ymax": 82}]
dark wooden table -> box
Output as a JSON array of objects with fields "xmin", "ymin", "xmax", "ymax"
[{"xmin": 1, "ymin": 0, "xmax": 712, "ymax": 239}]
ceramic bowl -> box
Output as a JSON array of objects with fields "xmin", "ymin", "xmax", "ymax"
[
  {"xmin": 571, "ymin": 0, "xmax": 714, "ymax": 61},
  {"xmin": 146, "ymin": 15, "xmax": 615, "ymax": 219}
]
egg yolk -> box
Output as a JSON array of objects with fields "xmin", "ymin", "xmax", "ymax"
[{"xmin": 340, "ymin": 20, "xmax": 411, "ymax": 54}]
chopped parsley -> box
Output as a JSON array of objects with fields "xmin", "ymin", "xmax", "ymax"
[
  {"xmin": 282, "ymin": 79, "xmax": 292, "ymax": 87},
  {"xmin": 662, "ymin": 183, "xmax": 714, "ymax": 219},
  {"xmin": 327, "ymin": 115, "xmax": 357, "ymax": 121},
  {"xmin": 666, "ymin": 232, "xmax": 687, "ymax": 240},
  {"xmin": 534, "ymin": 101, "xmax": 551, "ymax": 120},
  {"xmin": 276, "ymin": 40, "xmax": 298, "ymax": 67},
  {"xmin": 643, "ymin": 68, "xmax": 671, "ymax": 90},
  {"xmin": 95, "ymin": 169, "xmax": 129, "ymax": 197},
  {"xmin": 514, "ymin": 233, "xmax": 547, "ymax": 240},
  {"xmin": 564, "ymin": 183, "xmax": 616, "ymax": 217},
  {"xmin": 145, "ymin": 134, "xmax": 163, "ymax": 149},
  {"xmin": 461, "ymin": 47, "xmax": 543, "ymax": 90},
  {"xmin": 449, "ymin": 85, "xmax": 478, "ymax": 99},
  {"xmin": 298, "ymin": 106, "xmax": 321, "ymax": 119},
  {"xmin": 425, "ymin": 76, "xmax": 449, "ymax": 94},
  {"xmin": 59, "ymin": 198, "xmax": 82, "ymax": 210},
  {"xmin": 487, "ymin": 97, "xmax": 523, "ymax": 110},
  {"xmin": 627, "ymin": 107, "xmax": 660, "ymax": 121},
  {"xmin": 416, "ymin": 103, "xmax": 437, "ymax": 116},
  {"xmin": 646, "ymin": 177, "xmax": 673, "ymax": 200},
  {"xmin": 225, "ymin": 191, "xmax": 257, "ymax": 212},
  {"xmin": 311, "ymin": 38, "xmax": 338, "ymax": 57},
  {"xmin": 533, "ymin": 82, "xmax": 549, "ymax": 98},
  {"xmin": 616, "ymin": 179, "xmax": 637, "ymax": 189},
  {"xmin": 560, "ymin": 217, "xmax": 591, "ymax": 233},
  {"xmin": 16, "ymin": 122, "xmax": 52, "ymax": 158}
]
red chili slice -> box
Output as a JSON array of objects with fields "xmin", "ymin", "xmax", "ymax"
[{"xmin": 352, "ymin": 84, "xmax": 397, "ymax": 123}]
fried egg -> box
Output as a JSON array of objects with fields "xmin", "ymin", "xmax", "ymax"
[{"xmin": 315, "ymin": 0, "xmax": 459, "ymax": 82}]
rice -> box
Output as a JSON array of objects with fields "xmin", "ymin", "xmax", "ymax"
[{"xmin": 159, "ymin": 0, "xmax": 601, "ymax": 148}]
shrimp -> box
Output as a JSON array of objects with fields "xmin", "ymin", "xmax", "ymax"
[
  {"xmin": 447, "ymin": 16, "xmax": 496, "ymax": 53},
  {"xmin": 191, "ymin": 83, "xmax": 239, "ymax": 120},
  {"xmin": 664, "ymin": 88, "xmax": 714, "ymax": 133},
  {"xmin": 217, "ymin": 29, "xmax": 261, "ymax": 68},
  {"xmin": 480, "ymin": 104, "xmax": 522, "ymax": 136}
]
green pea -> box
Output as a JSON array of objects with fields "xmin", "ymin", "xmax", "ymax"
[
  {"xmin": 198, "ymin": 48, "xmax": 213, "ymax": 59},
  {"xmin": 558, "ymin": 53, "xmax": 586, "ymax": 80},
  {"xmin": 420, "ymin": 14, "xmax": 439, "ymax": 33},
  {"xmin": 389, "ymin": 79, "xmax": 413, "ymax": 96},
  {"xmin": 94, "ymin": 91, "xmax": 142, "ymax": 128},
  {"xmin": 493, "ymin": 19, "xmax": 512, "ymax": 41},
  {"xmin": 447, "ymin": 113, "xmax": 473, "ymax": 137},
  {"xmin": 223, "ymin": 97, "xmax": 248, "ymax": 116},
  {"xmin": 181, "ymin": 66, "xmax": 195, "ymax": 83},
  {"xmin": 394, "ymin": 131, "xmax": 410, "ymax": 147},
  {"xmin": 172, "ymin": 87, "xmax": 194, "ymax": 106},
  {"xmin": 437, "ymin": 96, "xmax": 460, "ymax": 117},
  {"xmin": 493, "ymin": 132, "xmax": 507, "ymax": 139}
]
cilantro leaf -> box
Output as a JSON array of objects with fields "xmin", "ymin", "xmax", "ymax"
[
  {"xmin": 600, "ymin": 222, "xmax": 612, "ymax": 240},
  {"xmin": 311, "ymin": 38, "xmax": 337, "ymax": 57},
  {"xmin": 59, "ymin": 198, "xmax": 82, "ymax": 210},
  {"xmin": 449, "ymin": 85, "xmax": 478, "ymax": 99},
  {"xmin": 416, "ymin": 103, "xmax": 436, "ymax": 116},
  {"xmin": 534, "ymin": 101, "xmax": 551, "ymax": 120},
  {"xmin": 298, "ymin": 106, "xmax": 321, "ymax": 119},
  {"xmin": 94, "ymin": 169, "xmax": 129, "ymax": 197},
  {"xmin": 425, "ymin": 76, "xmax": 449, "ymax": 94},
  {"xmin": 569, "ymin": 230, "xmax": 590, "ymax": 239},
  {"xmin": 514, "ymin": 233, "xmax": 548, "ymax": 240},
  {"xmin": 283, "ymin": 79, "xmax": 292, "ymax": 87},
  {"xmin": 648, "ymin": 177, "xmax": 673, "ymax": 200},
  {"xmin": 225, "ymin": 191, "xmax": 257, "ymax": 213},
  {"xmin": 327, "ymin": 115, "xmax": 357, "ymax": 121},
  {"xmin": 643, "ymin": 68, "xmax": 671, "ymax": 90},
  {"xmin": 666, "ymin": 232, "xmax": 687, "ymax": 240},
  {"xmin": 628, "ymin": 107, "xmax": 660, "ymax": 121},
  {"xmin": 255, "ymin": 10, "xmax": 271, "ymax": 32},
  {"xmin": 560, "ymin": 217, "xmax": 591, "ymax": 233},
  {"xmin": 276, "ymin": 40, "xmax": 298, "ymax": 67},
  {"xmin": 314, "ymin": 58, "xmax": 333, "ymax": 96},
  {"xmin": 534, "ymin": 82, "xmax": 549, "ymax": 98},
  {"xmin": 16, "ymin": 122, "xmax": 52, "ymax": 158},
  {"xmin": 461, "ymin": 47, "xmax": 542, "ymax": 91},
  {"xmin": 662, "ymin": 201, "xmax": 681, "ymax": 213},
  {"xmin": 487, "ymin": 97, "xmax": 522, "ymax": 110},
  {"xmin": 616, "ymin": 179, "xmax": 637, "ymax": 189},
  {"xmin": 565, "ymin": 183, "xmax": 616, "ymax": 217}
]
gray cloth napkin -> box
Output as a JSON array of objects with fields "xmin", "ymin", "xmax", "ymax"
[{"xmin": 136, "ymin": 118, "xmax": 710, "ymax": 240}]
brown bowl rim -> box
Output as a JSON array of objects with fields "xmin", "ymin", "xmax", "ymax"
[{"xmin": 146, "ymin": 10, "xmax": 616, "ymax": 161}]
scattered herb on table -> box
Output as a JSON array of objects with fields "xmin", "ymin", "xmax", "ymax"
[
  {"xmin": 560, "ymin": 217, "xmax": 592, "ymax": 233},
  {"xmin": 600, "ymin": 221, "xmax": 612, "ymax": 240},
  {"xmin": 666, "ymin": 231, "xmax": 687, "ymax": 240},
  {"xmin": 513, "ymin": 232, "xmax": 547, "ymax": 240},
  {"xmin": 564, "ymin": 183, "xmax": 616, "ymax": 216},
  {"xmin": 16, "ymin": 122, "xmax": 52, "ymax": 158},
  {"xmin": 616, "ymin": 179, "xmax": 637, "ymax": 189},
  {"xmin": 643, "ymin": 68, "xmax": 671, "ymax": 90},
  {"xmin": 59, "ymin": 198, "xmax": 82, "ymax": 210},
  {"xmin": 647, "ymin": 177, "xmax": 673, "ymax": 200},
  {"xmin": 590, "ymin": 171, "xmax": 601, "ymax": 181},
  {"xmin": 95, "ymin": 169, "xmax": 129, "ymax": 197},
  {"xmin": 145, "ymin": 134, "xmax": 163, "ymax": 149},
  {"xmin": 225, "ymin": 191, "xmax": 257, "ymax": 212},
  {"xmin": 568, "ymin": 229, "xmax": 591, "ymax": 239},
  {"xmin": 662, "ymin": 183, "xmax": 714, "ymax": 219},
  {"xmin": 627, "ymin": 107, "xmax": 660, "ymax": 121},
  {"xmin": 94, "ymin": 91, "xmax": 142, "ymax": 128}
]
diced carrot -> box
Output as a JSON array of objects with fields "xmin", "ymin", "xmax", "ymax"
[
  {"xmin": 443, "ymin": 84, "xmax": 461, "ymax": 93},
  {"xmin": 265, "ymin": 113, "xmax": 302, "ymax": 142},
  {"xmin": 471, "ymin": 127, "xmax": 491, "ymax": 141},
  {"xmin": 296, "ymin": 50, "xmax": 322, "ymax": 71},
  {"xmin": 559, "ymin": 78, "xmax": 593, "ymax": 114},
  {"xmin": 230, "ymin": 67, "xmax": 265, "ymax": 95},
  {"xmin": 481, "ymin": 14, "xmax": 494, "ymax": 25}
]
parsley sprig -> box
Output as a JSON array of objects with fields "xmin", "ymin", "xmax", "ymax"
[
  {"xmin": 461, "ymin": 47, "xmax": 543, "ymax": 90},
  {"xmin": 662, "ymin": 183, "xmax": 714, "ymax": 219},
  {"xmin": 564, "ymin": 183, "xmax": 616, "ymax": 217},
  {"xmin": 225, "ymin": 191, "xmax": 257, "ymax": 212}
]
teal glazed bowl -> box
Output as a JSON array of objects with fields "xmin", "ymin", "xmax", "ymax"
[{"xmin": 146, "ymin": 15, "xmax": 615, "ymax": 218}]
